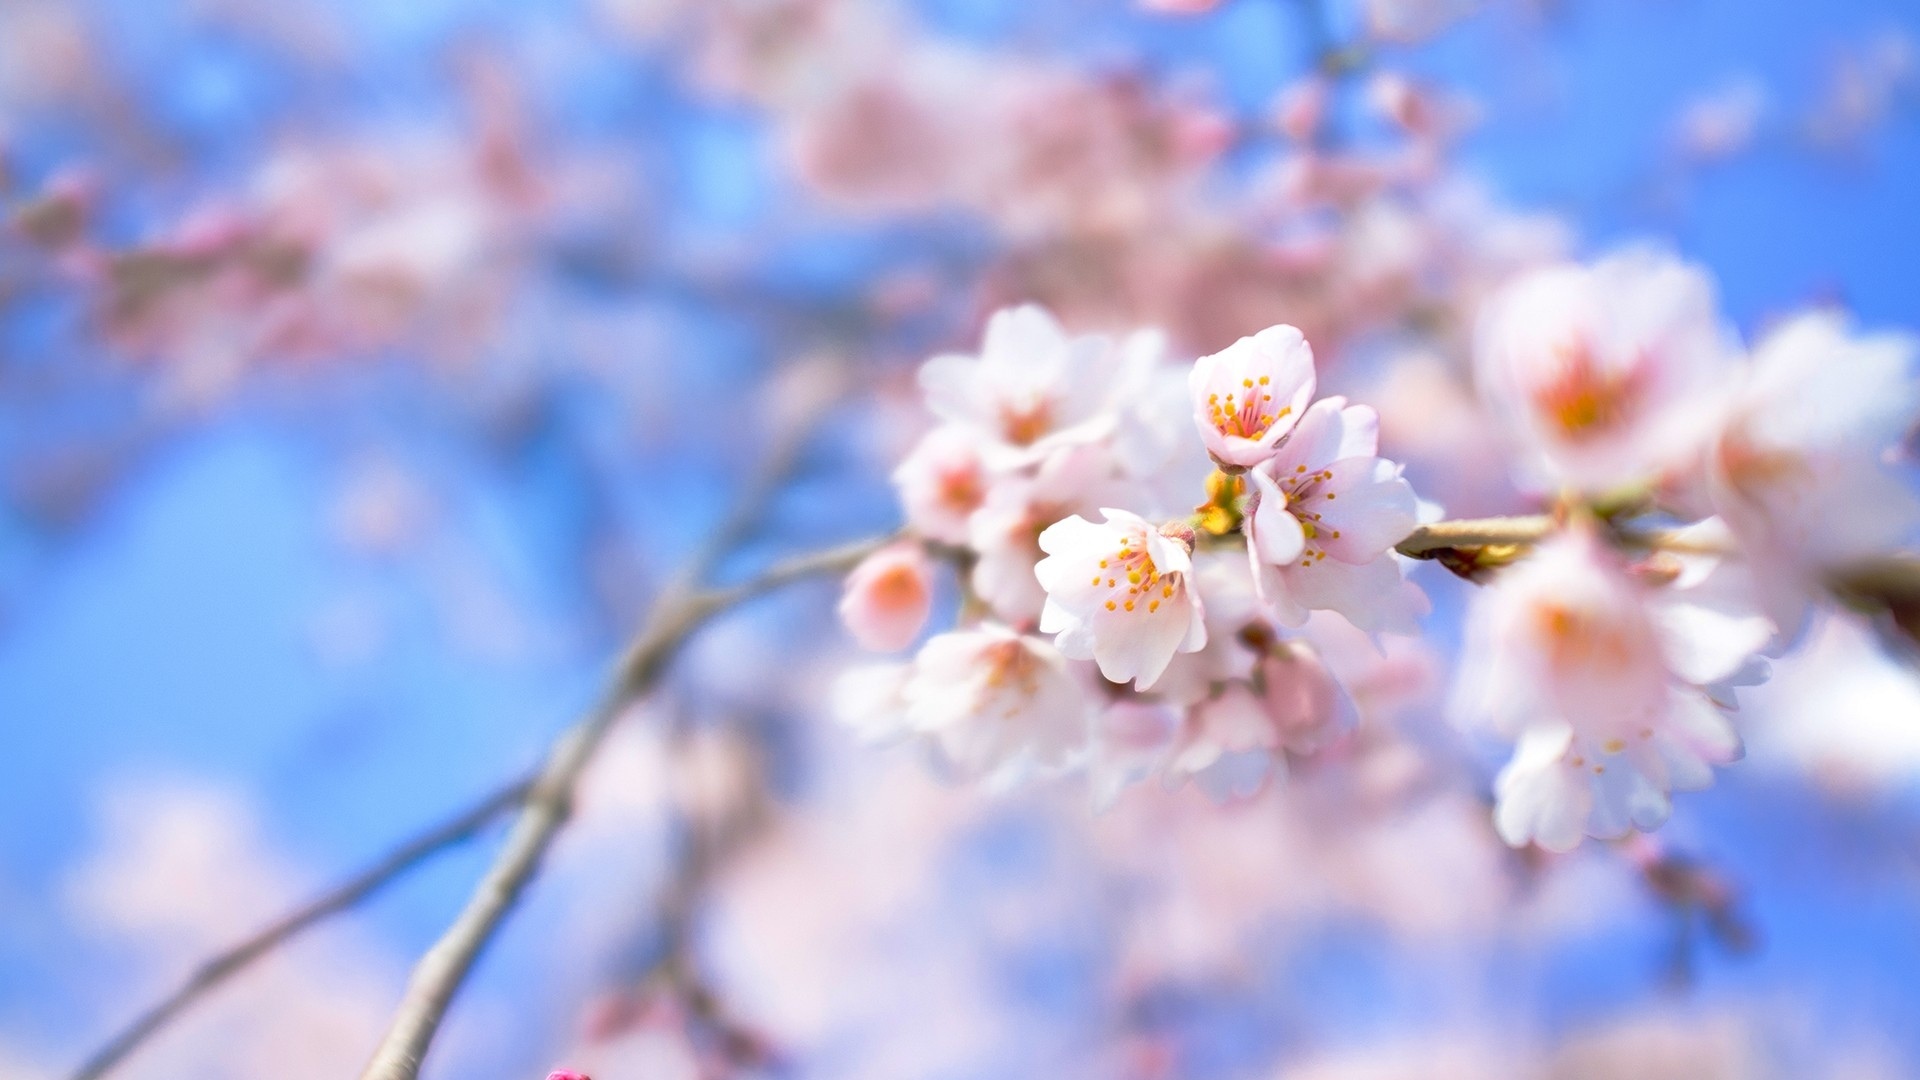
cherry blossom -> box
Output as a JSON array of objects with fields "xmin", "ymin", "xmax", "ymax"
[
  {"xmin": 1475, "ymin": 247, "xmax": 1737, "ymax": 495},
  {"xmin": 900, "ymin": 625, "xmax": 1090, "ymax": 776},
  {"xmin": 837, "ymin": 542, "xmax": 934, "ymax": 652},
  {"xmin": 1168, "ymin": 637, "xmax": 1358, "ymax": 801},
  {"xmin": 891, "ymin": 423, "xmax": 991, "ymax": 546},
  {"xmin": 1243, "ymin": 396, "xmax": 1426, "ymax": 633},
  {"xmin": 917, "ymin": 304, "xmax": 1115, "ymax": 468},
  {"xmin": 1458, "ymin": 529, "xmax": 1772, "ymax": 851},
  {"xmin": 1035, "ymin": 508, "xmax": 1208, "ymax": 690},
  {"xmin": 1188, "ymin": 324, "xmax": 1318, "ymax": 470},
  {"xmin": 1706, "ymin": 311, "xmax": 1920, "ymax": 634}
]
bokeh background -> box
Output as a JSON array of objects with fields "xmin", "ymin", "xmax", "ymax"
[{"xmin": 2, "ymin": 0, "xmax": 1919, "ymax": 1077}]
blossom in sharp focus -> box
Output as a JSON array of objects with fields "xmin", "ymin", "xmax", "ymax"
[
  {"xmin": 1707, "ymin": 311, "xmax": 1920, "ymax": 635},
  {"xmin": 1035, "ymin": 508, "xmax": 1207, "ymax": 690},
  {"xmin": 1243, "ymin": 396, "xmax": 1426, "ymax": 633},
  {"xmin": 838, "ymin": 542, "xmax": 934, "ymax": 652},
  {"xmin": 891, "ymin": 423, "xmax": 990, "ymax": 546},
  {"xmin": 1475, "ymin": 247, "xmax": 1737, "ymax": 495},
  {"xmin": 901, "ymin": 625, "xmax": 1090, "ymax": 776},
  {"xmin": 1457, "ymin": 530, "xmax": 1772, "ymax": 852},
  {"xmin": 916, "ymin": 304, "xmax": 1115, "ymax": 468},
  {"xmin": 1188, "ymin": 323, "xmax": 1318, "ymax": 470}
]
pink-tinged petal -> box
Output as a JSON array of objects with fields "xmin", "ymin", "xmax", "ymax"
[
  {"xmin": 1493, "ymin": 724, "xmax": 1587, "ymax": 851},
  {"xmin": 1246, "ymin": 468, "xmax": 1307, "ymax": 565},
  {"xmin": 837, "ymin": 543, "xmax": 933, "ymax": 652},
  {"xmin": 1090, "ymin": 593, "xmax": 1199, "ymax": 690},
  {"xmin": 1310, "ymin": 457, "xmax": 1420, "ymax": 562},
  {"xmin": 916, "ymin": 352, "xmax": 985, "ymax": 426},
  {"xmin": 891, "ymin": 424, "xmax": 989, "ymax": 546},
  {"xmin": 1265, "ymin": 395, "xmax": 1348, "ymax": 475},
  {"xmin": 1260, "ymin": 641, "xmax": 1357, "ymax": 754},
  {"xmin": 1279, "ymin": 553, "xmax": 1428, "ymax": 635},
  {"xmin": 1190, "ymin": 324, "xmax": 1317, "ymax": 469}
]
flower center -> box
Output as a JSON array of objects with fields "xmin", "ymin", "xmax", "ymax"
[
  {"xmin": 937, "ymin": 463, "xmax": 984, "ymax": 516},
  {"xmin": 1278, "ymin": 464, "xmax": 1340, "ymax": 568},
  {"xmin": 1000, "ymin": 399, "xmax": 1054, "ymax": 446},
  {"xmin": 1091, "ymin": 531, "xmax": 1178, "ymax": 615},
  {"xmin": 1534, "ymin": 338, "xmax": 1643, "ymax": 442},
  {"xmin": 1207, "ymin": 375, "xmax": 1291, "ymax": 441}
]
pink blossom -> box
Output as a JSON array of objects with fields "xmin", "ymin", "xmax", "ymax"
[
  {"xmin": 917, "ymin": 304, "xmax": 1115, "ymax": 468},
  {"xmin": 1169, "ymin": 638, "xmax": 1358, "ymax": 800},
  {"xmin": 1475, "ymin": 247, "xmax": 1737, "ymax": 495},
  {"xmin": 901, "ymin": 625, "xmax": 1090, "ymax": 776},
  {"xmin": 1035, "ymin": 509, "xmax": 1207, "ymax": 690},
  {"xmin": 1188, "ymin": 324, "xmax": 1318, "ymax": 470},
  {"xmin": 1458, "ymin": 530, "xmax": 1772, "ymax": 851},
  {"xmin": 891, "ymin": 423, "xmax": 990, "ymax": 545},
  {"xmin": 838, "ymin": 542, "xmax": 934, "ymax": 652},
  {"xmin": 967, "ymin": 442, "xmax": 1119, "ymax": 625},
  {"xmin": 1243, "ymin": 396, "xmax": 1426, "ymax": 633},
  {"xmin": 1706, "ymin": 311, "xmax": 1920, "ymax": 634}
]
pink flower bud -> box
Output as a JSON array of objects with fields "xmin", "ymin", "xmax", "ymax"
[
  {"xmin": 838, "ymin": 542, "xmax": 934, "ymax": 652},
  {"xmin": 547, "ymin": 1071, "xmax": 591, "ymax": 1080}
]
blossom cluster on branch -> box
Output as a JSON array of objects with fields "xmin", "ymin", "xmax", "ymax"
[{"xmin": 835, "ymin": 240, "xmax": 1918, "ymax": 853}]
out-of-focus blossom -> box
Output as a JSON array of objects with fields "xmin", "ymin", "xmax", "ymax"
[
  {"xmin": 902, "ymin": 625, "xmax": 1089, "ymax": 775},
  {"xmin": 1706, "ymin": 311, "xmax": 1920, "ymax": 634},
  {"xmin": 1188, "ymin": 324, "xmax": 1317, "ymax": 470},
  {"xmin": 837, "ymin": 542, "xmax": 934, "ymax": 652},
  {"xmin": 1244, "ymin": 397, "xmax": 1425, "ymax": 633},
  {"xmin": 1169, "ymin": 637, "xmax": 1357, "ymax": 800},
  {"xmin": 918, "ymin": 304, "xmax": 1114, "ymax": 468},
  {"xmin": 891, "ymin": 424, "xmax": 991, "ymax": 546},
  {"xmin": 1036, "ymin": 509, "xmax": 1207, "ymax": 690},
  {"xmin": 1458, "ymin": 530, "xmax": 1771, "ymax": 851},
  {"xmin": 1475, "ymin": 247, "xmax": 1737, "ymax": 495},
  {"xmin": 968, "ymin": 443, "xmax": 1117, "ymax": 625}
]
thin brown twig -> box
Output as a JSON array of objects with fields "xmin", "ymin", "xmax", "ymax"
[
  {"xmin": 357, "ymin": 533, "xmax": 887, "ymax": 1080},
  {"xmin": 66, "ymin": 777, "xmax": 536, "ymax": 1080}
]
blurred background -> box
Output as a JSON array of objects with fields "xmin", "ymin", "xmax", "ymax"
[{"xmin": 2, "ymin": 0, "xmax": 1919, "ymax": 1077}]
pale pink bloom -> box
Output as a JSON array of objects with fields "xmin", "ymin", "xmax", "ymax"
[
  {"xmin": 1475, "ymin": 247, "xmax": 1738, "ymax": 494},
  {"xmin": 1459, "ymin": 530, "xmax": 1772, "ymax": 851},
  {"xmin": 918, "ymin": 304, "xmax": 1114, "ymax": 467},
  {"xmin": 1035, "ymin": 509, "xmax": 1207, "ymax": 690},
  {"xmin": 1706, "ymin": 311, "xmax": 1920, "ymax": 634},
  {"xmin": 1169, "ymin": 639, "xmax": 1358, "ymax": 801},
  {"xmin": 1243, "ymin": 396, "xmax": 1426, "ymax": 633},
  {"xmin": 1188, "ymin": 324, "xmax": 1317, "ymax": 469},
  {"xmin": 967, "ymin": 442, "xmax": 1119, "ymax": 625},
  {"xmin": 1140, "ymin": 0, "xmax": 1221, "ymax": 12},
  {"xmin": 901, "ymin": 625, "xmax": 1089, "ymax": 775},
  {"xmin": 891, "ymin": 423, "xmax": 990, "ymax": 545},
  {"xmin": 783, "ymin": 55, "xmax": 979, "ymax": 212},
  {"xmin": 838, "ymin": 542, "xmax": 934, "ymax": 652}
]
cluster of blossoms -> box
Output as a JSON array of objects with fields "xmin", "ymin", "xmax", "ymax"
[
  {"xmin": 837, "ymin": 242, "xmax": 1919, "ymax": 853},
  {"xmin": 1460, "ymin": 246, "xmax": 1918, "ymax": 851},
  {"xmin": 835, "ymin": 305, "xmax": 1428, "ymax": 804}
]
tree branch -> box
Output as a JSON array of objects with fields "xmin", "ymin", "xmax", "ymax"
[
  {"xmin": 357, "ymin": 534, "xmax": 886, "ymax": 1080},
  {"xmin": 66, "ymin": 777, "xmax": 536, "ymax": 1080}
]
